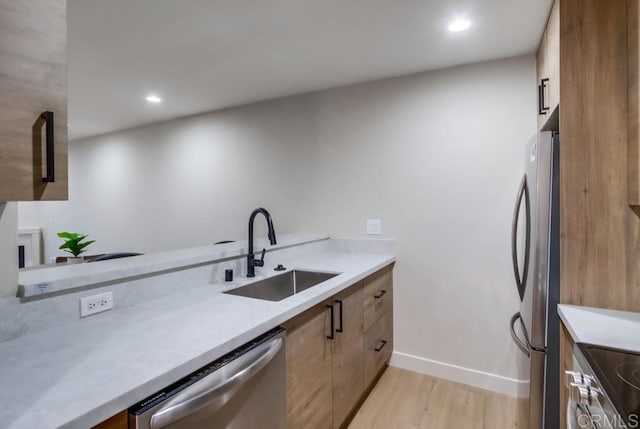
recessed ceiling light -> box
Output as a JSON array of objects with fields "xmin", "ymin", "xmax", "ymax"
[
  {"xmin": 448, "ymin": 19, "xmax": 471, "ymax": 32},
  {"xmin": 145, "ymin": 95, "xmax": 162, "ymax": 103}
]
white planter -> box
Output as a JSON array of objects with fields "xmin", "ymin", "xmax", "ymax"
[{"xmin": 66, "ymin": 257, "xmax": 84, "ymax": 265}]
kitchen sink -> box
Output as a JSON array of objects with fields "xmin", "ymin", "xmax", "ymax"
[{"xmin": 224, "ymin": 270, "xmax": 339, "ymax": 301}]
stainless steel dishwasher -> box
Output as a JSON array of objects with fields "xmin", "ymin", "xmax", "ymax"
[{"xmin": 130, "ymin": 328, "xmax": 286, "ymax": 429}]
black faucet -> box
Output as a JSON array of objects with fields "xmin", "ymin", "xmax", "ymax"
[{"xmin": 246, "ymin": 208, "xmax": 277, "ymax": 277}]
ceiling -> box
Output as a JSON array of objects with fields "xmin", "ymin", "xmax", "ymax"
[{"xmin": 68, "ymin": 0, "xmax": 552, "ymax": 140}]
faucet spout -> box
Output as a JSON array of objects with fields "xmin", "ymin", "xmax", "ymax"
[{"xmin": 247, "ymin": 208, "xmax": 277, "ymax": 277}]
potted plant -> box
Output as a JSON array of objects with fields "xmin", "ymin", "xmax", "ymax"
[{"xmin": 57, "ymin": 232, "xmax": 96, "ymax": 264}]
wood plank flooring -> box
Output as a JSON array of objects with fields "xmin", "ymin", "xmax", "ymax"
[{"xmin": 348, "ymin": 367, "xmax": 528, "ymax": 429}]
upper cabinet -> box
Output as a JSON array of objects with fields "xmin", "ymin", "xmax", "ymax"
[
  {"xmin": 0, "ymin": 0, "xmax": 68, "ymax": 201},
  {"xmin": 537, "ymin": 0, "xmax": 560, "ymax": 130}
]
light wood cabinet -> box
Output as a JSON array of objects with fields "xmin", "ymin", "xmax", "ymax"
[
  {"xmin": 284, "ymin": 264, "xmax": 394, "ymax": 429},
  {"xmin": 536, "ymin": 0, "xmax": 560, "ymax": 130},
  {"xmin": 0, "ymin": 0, "xmax": 68, "ymax": 201},
  {"xmin": 560, "ymin": 2, "xmax": 633, "ymax": 314},
  {"xmin": 283, "ymin": 287, "xmax": 363, "ymax": 429},
  {"xmin": 331, "ymin": 284, "xmax": 364, "ymax": 429},
  {"xmin": 283, "ymin": 301, "xmax": 334, "ymax": 429}
]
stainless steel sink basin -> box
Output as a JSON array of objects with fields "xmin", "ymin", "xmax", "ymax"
[{"xmin": 224, "ymin": 270, "xmax": 339, "ymax": 301}]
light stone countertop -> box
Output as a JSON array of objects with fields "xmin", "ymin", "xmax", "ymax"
[
  {"xmin": 0, "ymin": 249, "xmax": 395, "ymax": 429},
  {"xmin": 18, "ymin": 233, "xmax": 330, "ymax": 298},
  {"xmin": 558, "ymin": 304, "xmax": 640, "ymax": 353}
]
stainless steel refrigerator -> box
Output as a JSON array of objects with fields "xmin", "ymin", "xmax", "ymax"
[{"xmin": 509, "ymin": 131, "xmax": 560, "ymax": 429}]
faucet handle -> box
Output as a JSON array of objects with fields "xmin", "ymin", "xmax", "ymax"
[{"xmin": 254, "ymin": 248, "xmax": 266, "ymax": 267}]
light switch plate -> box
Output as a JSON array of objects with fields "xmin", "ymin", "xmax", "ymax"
[{"xmin": 366, "ymin": 219, "xmax": 382, "ymax": 235}]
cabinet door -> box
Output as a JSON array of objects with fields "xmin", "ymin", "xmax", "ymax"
[
  {"xmin": 0, "ymin": 0, "xmax": 68, "ymax": 201},
  {"xmin": 283, "ymin": 302, "xmax": 333, "ymax": 429},
  {"xmin": 546, "ymin": 0, "xmax": 560, "ymax": 111},
  {"xmin": 332, "ymin": 283, "xmax": 364, "ymax": 429},
  {"xmin": 536, "ymin": 0, "xmax": 560, "ymax": 129}
]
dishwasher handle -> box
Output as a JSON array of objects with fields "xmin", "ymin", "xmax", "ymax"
[{"xmin": 149, "ymin": 336, "xmax": 283, "ymax": 429}]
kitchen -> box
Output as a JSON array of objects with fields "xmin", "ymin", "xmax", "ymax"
[{"xmin": 0, "ymin": 1, "xmax": 639, "ymax": 428}]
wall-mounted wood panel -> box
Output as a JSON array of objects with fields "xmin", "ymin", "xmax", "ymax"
[
  {"xmin": 630, "ymin": 0, "xmax": 640, "ymax": 213},
  {"xmin": 560, "ymin": 2, "xmax": 640, "ymax": 427},
  {"xmin": 560, "ymin": 0, "xmax": 640, "ymax": 312}
]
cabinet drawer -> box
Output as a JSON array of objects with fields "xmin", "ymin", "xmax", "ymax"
[
  {"xmin": 363, "ymin": 309, "xmax": 393, "ymax": 388},
  {"xmin": 363, "ymin": 266, "xmax": 393, "ymax": 331}
]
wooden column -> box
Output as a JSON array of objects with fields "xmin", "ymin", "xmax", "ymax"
[
  {"xmin": 560, "ymin": 0, "xmax": 639, "ymax": 313},
  {"xmin": 559, "ymin": 1, "xmax": 640, "ymax": 427}
]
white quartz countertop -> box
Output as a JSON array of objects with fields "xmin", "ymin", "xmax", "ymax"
[
  {"xmin": 0, "ymin": 250, "xmax": 394, "ymax": 429},
  {"xmin": 558, "ymin": 304, "xmax": 640, "ymax": 352}
]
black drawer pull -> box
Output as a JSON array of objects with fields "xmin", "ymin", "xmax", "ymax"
[
  {"xmin": 374, "ymin": 290, "xmax": 387, "ymax": 299},
  {"xmin": 335, "ymin": 300, "xmax": 343, "ymax": 333},
  {"xmin": 326, "ymin": 305, "xmax": 335, "ymax": 340},
  {"xmin": 40, "ymin": 111, "xmax": 55, "ymax": 183},
  {"xmin": 538, "ymin": 78, "xmax": 549, "ymax": 115},
  {"xmin": 375, "ymin": 340, "xmax": 388, "ymax": 352}
]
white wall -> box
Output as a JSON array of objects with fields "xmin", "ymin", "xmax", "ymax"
[
  {"xmin": 0, "ymin": 203, "xmax": 18, "ymax": 298},
  {"xmin": 17, "ymin": 203, "xmax": 41, "ymax": 228},
  {"xmin": 304, "ymin": 55, "xmax": 535, "ymax": 393},
  {"xmin": 20, "ymin": 55, "xmax": 534, "ymax": 393}
]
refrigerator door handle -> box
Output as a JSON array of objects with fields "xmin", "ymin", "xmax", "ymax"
[
  {"xmin": 510, "ymin": 312, "xmax": 531, "ymax": 357},
  {"xmin": 511, "ymin": 175, "xmax": 531, "ymax": 301}
]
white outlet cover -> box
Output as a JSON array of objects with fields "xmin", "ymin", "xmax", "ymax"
[
  {"xmin": 366, "ymin": 219, "xmax": 382, "ymax": 235},
  {"xmin": 80, "ymin": 291, "xmax": 114, "ymax": 318}
]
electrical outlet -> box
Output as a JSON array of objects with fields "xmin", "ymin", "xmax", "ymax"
[{"xmin": 80, "ymin": 292, "xmax": 113, "ymax": 317}]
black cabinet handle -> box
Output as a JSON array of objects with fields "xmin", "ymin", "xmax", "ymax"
[
  {"xmin": 335, "ymin": 300, "xmax": 343, "ymax": 333},
  {"xmin": 374, "ymin": 290, "xmax": 387, "ymax": 299},
  {"xmin": 326, "ymin": 305, "xmax": 335, "ymax": 340},
  {"xmin": 538, "ymin": 78, "xmax": 549, "ymax": 115},
  {"xmin": 40, "ymin": 111, "xmax": 55, "ymax": 183},
  {"xmin": 375, "ymin": 340, "xmax": 388, "ymax": 352}
]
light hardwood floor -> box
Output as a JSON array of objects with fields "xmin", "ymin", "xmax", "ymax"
[{"xmin": 349, "ymin": 367, "xmax": 528, "ymax": 429}]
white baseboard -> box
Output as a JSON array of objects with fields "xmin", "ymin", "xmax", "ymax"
[{"xmin": 390, "ymin": 351, "xmax": 530, "ymax": 398}]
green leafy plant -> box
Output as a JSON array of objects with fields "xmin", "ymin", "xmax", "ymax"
[{"xmin": 57, "ymin": 232, "xmax": 95, "ymax": 258}]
